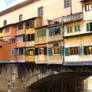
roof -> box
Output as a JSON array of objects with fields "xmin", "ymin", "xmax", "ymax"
[{"xmin": 0, "ymin": 0, "xmax": 39, "ymax": 16}]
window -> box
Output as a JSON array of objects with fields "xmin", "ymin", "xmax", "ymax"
[
  {"xmin": 28, "ymin": 49, "xmax": 34, "ymax": 56},
  {"xmin": 37, "ymin": 30, "xmax": 46, "ymax": 38},
  {"xmin": 49, "ymin": 26, "xmax": 61, "ymax": 36},
  {"xmin": 4, "ymin": 20, "xmax": 7, "ymax": 26},
  {"xmin": 65, "ymin": 47, "xmax": 81, "ymax": 56},
  {"xmin": 5, "ymin": 27, "xmax": 9, "ymax": 33},
  {"xmin": 17, "ymin": 35, "xmax": 23, "ymax": 42},
  {"xmin": 75, "ymin": 24, "xmax": 80, "ymax": 32},
  {"xmin": 83, "ymin": 46, "xmax": 92, "ymax": 55},
  {"xmin": 25, "ymin": 19, "xmax": 34, "ymax": 29},
  {"xmin": 54, "ymin": 47, "xmax": 60, "ymax": 54},
  {"xmin": 19, "ymin": 48, "xmax": 24, "ymax": 55},
  {"xmin": 38, "ymin": 7, "xmax": 43, "ymax": 17},
  {"xmin": 19, "ymin": 14, "xmax": 23, "ymax": 22},
  {"xmin": 85, "ymin": 4, "xmax": 91, "ymax": 12},
  {"xmin": 67, "ymin": 26, "xmax": 72, "ymax": 33},
  {"xmin": 64, "ymin": 0, "xmax": 71, "ymax": 8},
  {"xmin": 70, "ymin": 47, "xmax": 78, "ymax": 55},
  {"xmin": 18, "ymin": 23, "xmax": 23, "ymax": 30},
  {"xmin": 38, "ymin": 47, "xmax": 47, "ymax": 55}
]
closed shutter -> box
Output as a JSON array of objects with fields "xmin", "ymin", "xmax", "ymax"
[
  {"xmin": 86, "ymin": 23, "xmax": 90, "ymax": 31},
  {"xmin": 78, "ymin": 47, "xmax": 81, "ymax": 55},
  {"xmin": 75, "ymin": 25, "xmax": 77, "ymax": 32},
  {"xmin": 11, "ymin": 49, "xmax": 14, "ymax": 56},
  {"xmin": 70, "ymin": 27, "xmax": 72, "ymax": 33},
  {"xmin": 44, "ymin": 47, "xmax": 47, "ymax": 55},
  {"xmin": 67, "ymin": 27, "xmax": 69, "ymax": 33},
  {"xmin": 83, "ymin": 46, "xmax": 87, "ymax": 55},
  {"xmin": 60, "ymin": 46, "xmax": 63, "ymax": 55},
  {"xmin": 48, "ymin": 47, "xmax": 52, "ymax": 56},
  {"xmin": 35, "ymin": 48, "xmax": 38, "ymax": 55},
  {"xmin": 23, "ymin": 34, "xmax": 26, "ymax": 42},
  {"xmin": 65, "ymin": 48, "xmax": 70, "ymax": 56}
]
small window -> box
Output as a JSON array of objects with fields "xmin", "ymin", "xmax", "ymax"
[
  {"xmin": 38, "ymin": 7, "xmax": 43, "ymax": 17},
  {"xmin": 5, "ymin": 27, "xmax": 9, "ymax": 33},
  {"xmin": 19, "ymin": 48, "xmax": 24, "ymax": 55},
  {"xmin": 64, "ymin": 0, "xmax": 71, "ymax": 8},
  {"xmin": 19, "ymin": 14, "xmax": 23, "ymax": 22},
  {"xmin": 4, "ymin": 20, "xmax": 7, "ymax": 26},
  {"xmin": 85, "ymin": 4, "xmax": 91, "ymax": 12},
  {"xmin": 18, "ymin": 23, "xmax": 23, "ymax": 30},
  {"xmin": 28, "ymin": 49, "xmax": 34, "ymax": 56},
  {"xmin": 86, "ymin": 22, "xmax": 92, "ymax": 31}
]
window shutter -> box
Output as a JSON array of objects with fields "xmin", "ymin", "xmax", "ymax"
[
  {"xmin": 44, "ymin": 47, "xmax": 47, "ymax": 55},
  {"xmin": 23, "ymin": 48, "xmax": 26, "ymax": 55},
  {"xmin": 60, "ymin": 46, "xmax": 63, "ymax": 55},
  {"xmin": 26, "ymin": 21, "xmax": 29, "ymax": 29},
  {"xmin": 23, "ymin": 34, "xmax": 26, "ymax": 42},
  {"xmin": 27, "ymin": 34, "xmax": 30, "ymax": 41},
  {"xmin": 90, "ymin": 22, "xmax": 92, "ymax": 31},
  {"xmin": 75, "ymin": 25, "xmax": 77, "ymax": 32},
  {"xmin": 83, "ymin": 46, "xmax": 87, "ymax": 55},
  {"xmin": 48, "ymin": 47, "xmax": 52, "ymax": 56},
  {"xmin": 17, "ymin": 49, "xmax": 20, "ymax": 55},
  {"xmin": 78, "ymin": 25, "xmax": 80, "ymax": 31},
  {"xmin": 35, "ymin": 48, "xmax": 38, "ymax": 55},
  {"xmin": 11, "ymin": 50, "xmax": 14, "ymax": 56},
  {"xmin": 70, "ymin": 27, "xmax": 72, "ymax": 33},
  {"xmin": 67, "ymin": 27, "xmax": 69, "ymax": 33},
  {"xmin": 86, "ymin": 23, "xmax": 90, "ymax": 31},
  {"xmin": 65, "ymin": 48, "xmax": 70, "ymax": 56},
  {"xmin": 25, "ymin": 49, "xmax": 29, "ymax": 56},
  {"xmin": 78, "ymin": 47, "xmax": 81, "ymax": 55}
]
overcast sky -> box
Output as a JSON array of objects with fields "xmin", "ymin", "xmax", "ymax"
[{"xmin": 0, "ymin": 0, "xmax": 26, "ymax": 12}]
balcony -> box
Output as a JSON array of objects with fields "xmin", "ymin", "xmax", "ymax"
[{"xmin": 61, "ymin": 12, "xmax": 83, "ymax": 23}]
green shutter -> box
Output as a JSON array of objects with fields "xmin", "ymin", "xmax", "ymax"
[
  {"xmin": 30, "ymin": 19, "xmax": 34, "ymax": 28},
  {"xmin": 78, "ymin": 25, "xmax": 80, "ymax": 31},
  {"xmin": 25, "ymin": 49, "xmax": 29, "ymax": 56},
  {"xmin": 83, "ymin": 46, "xmax": 87, "ymax": 55},
  {"xmin": 48, "ymin": 47, "xmax": 52, "ymax": 56},
  {"xmin": 60, "ymin": 46, "xmax": 63, "ymax": 55},
  {"xmin": 65, "ymin": 48, "xmax": 70, "ymax": 56},
  {"xmin": 70, "ymin": 26, "xmax": 72, "ymax": 33},
  {"xmin": 67, "ymin": 27, "xmax": 69, "ymax": 33},
  {"xmin": 23, "ymin": 34, "xmax": 26, "ymax": 42},
  {"xmin": 75, "ymin": 25, "xmax": 77, "ymax": 32},
  {"xmin": 78, "ymin": 47, "xmax": 81, "ymax": 55},
  {"xmin": 86, "ymin": 23, "xmax": 90, "ymax": 31}
]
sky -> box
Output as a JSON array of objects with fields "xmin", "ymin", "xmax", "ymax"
[{"xmin": 0, "ymin": 0, "xmax": 26, "ymax": 12}]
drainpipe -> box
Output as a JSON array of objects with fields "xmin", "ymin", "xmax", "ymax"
[{"xmin": 70, "ymin": 0, "xmax": 72, "ymax": 15}]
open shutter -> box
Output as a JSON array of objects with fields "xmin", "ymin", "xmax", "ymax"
[
  {"xmin": 48, "ymin": 47, "xmax": 52, "ymax": 56},
  {"xmin": 78, "ymin": 47, "xmax": 81, "ymax": 55},
  {"xmin": 17, "ymin": 49, "xmax": 20, "ymax": 55},
  {"xmin": 60, "ymin": 46, "xmax": 63, "ymax": 55},
  {"xmin": 90, "ymin": 22, "xmax": 92, "ymax": 31},
  {"xmin": 35, "ymin": 48, "xmax": 38, "ymax": 56},
  {"xmin": 11, "ymin": 49, "xmax": 14, "ymax": 56},
  {"xmin": 44, "ymin": 47, "xmax": 47, "ymax": 55},
  {"xmin": 83, "ymin": 46, "xmax": 87, "ymax": 55},
  {"xmin": 27, "ymin": 34, "xmax": 30, "ymax": 41},
  {"xmin": 25, "ymin": 49, "xmax": 29, "ymax": 56},
  {"xmin": 23, "ymin": 34, "xmax": 26, "ymax": 42},
  {"xmin": 23, "ymin": 48, "xmax": 26, "ymax": 55},
  {"xmin": 65, "ymin": 48, "xmax": 70, "ymax": 56}
]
